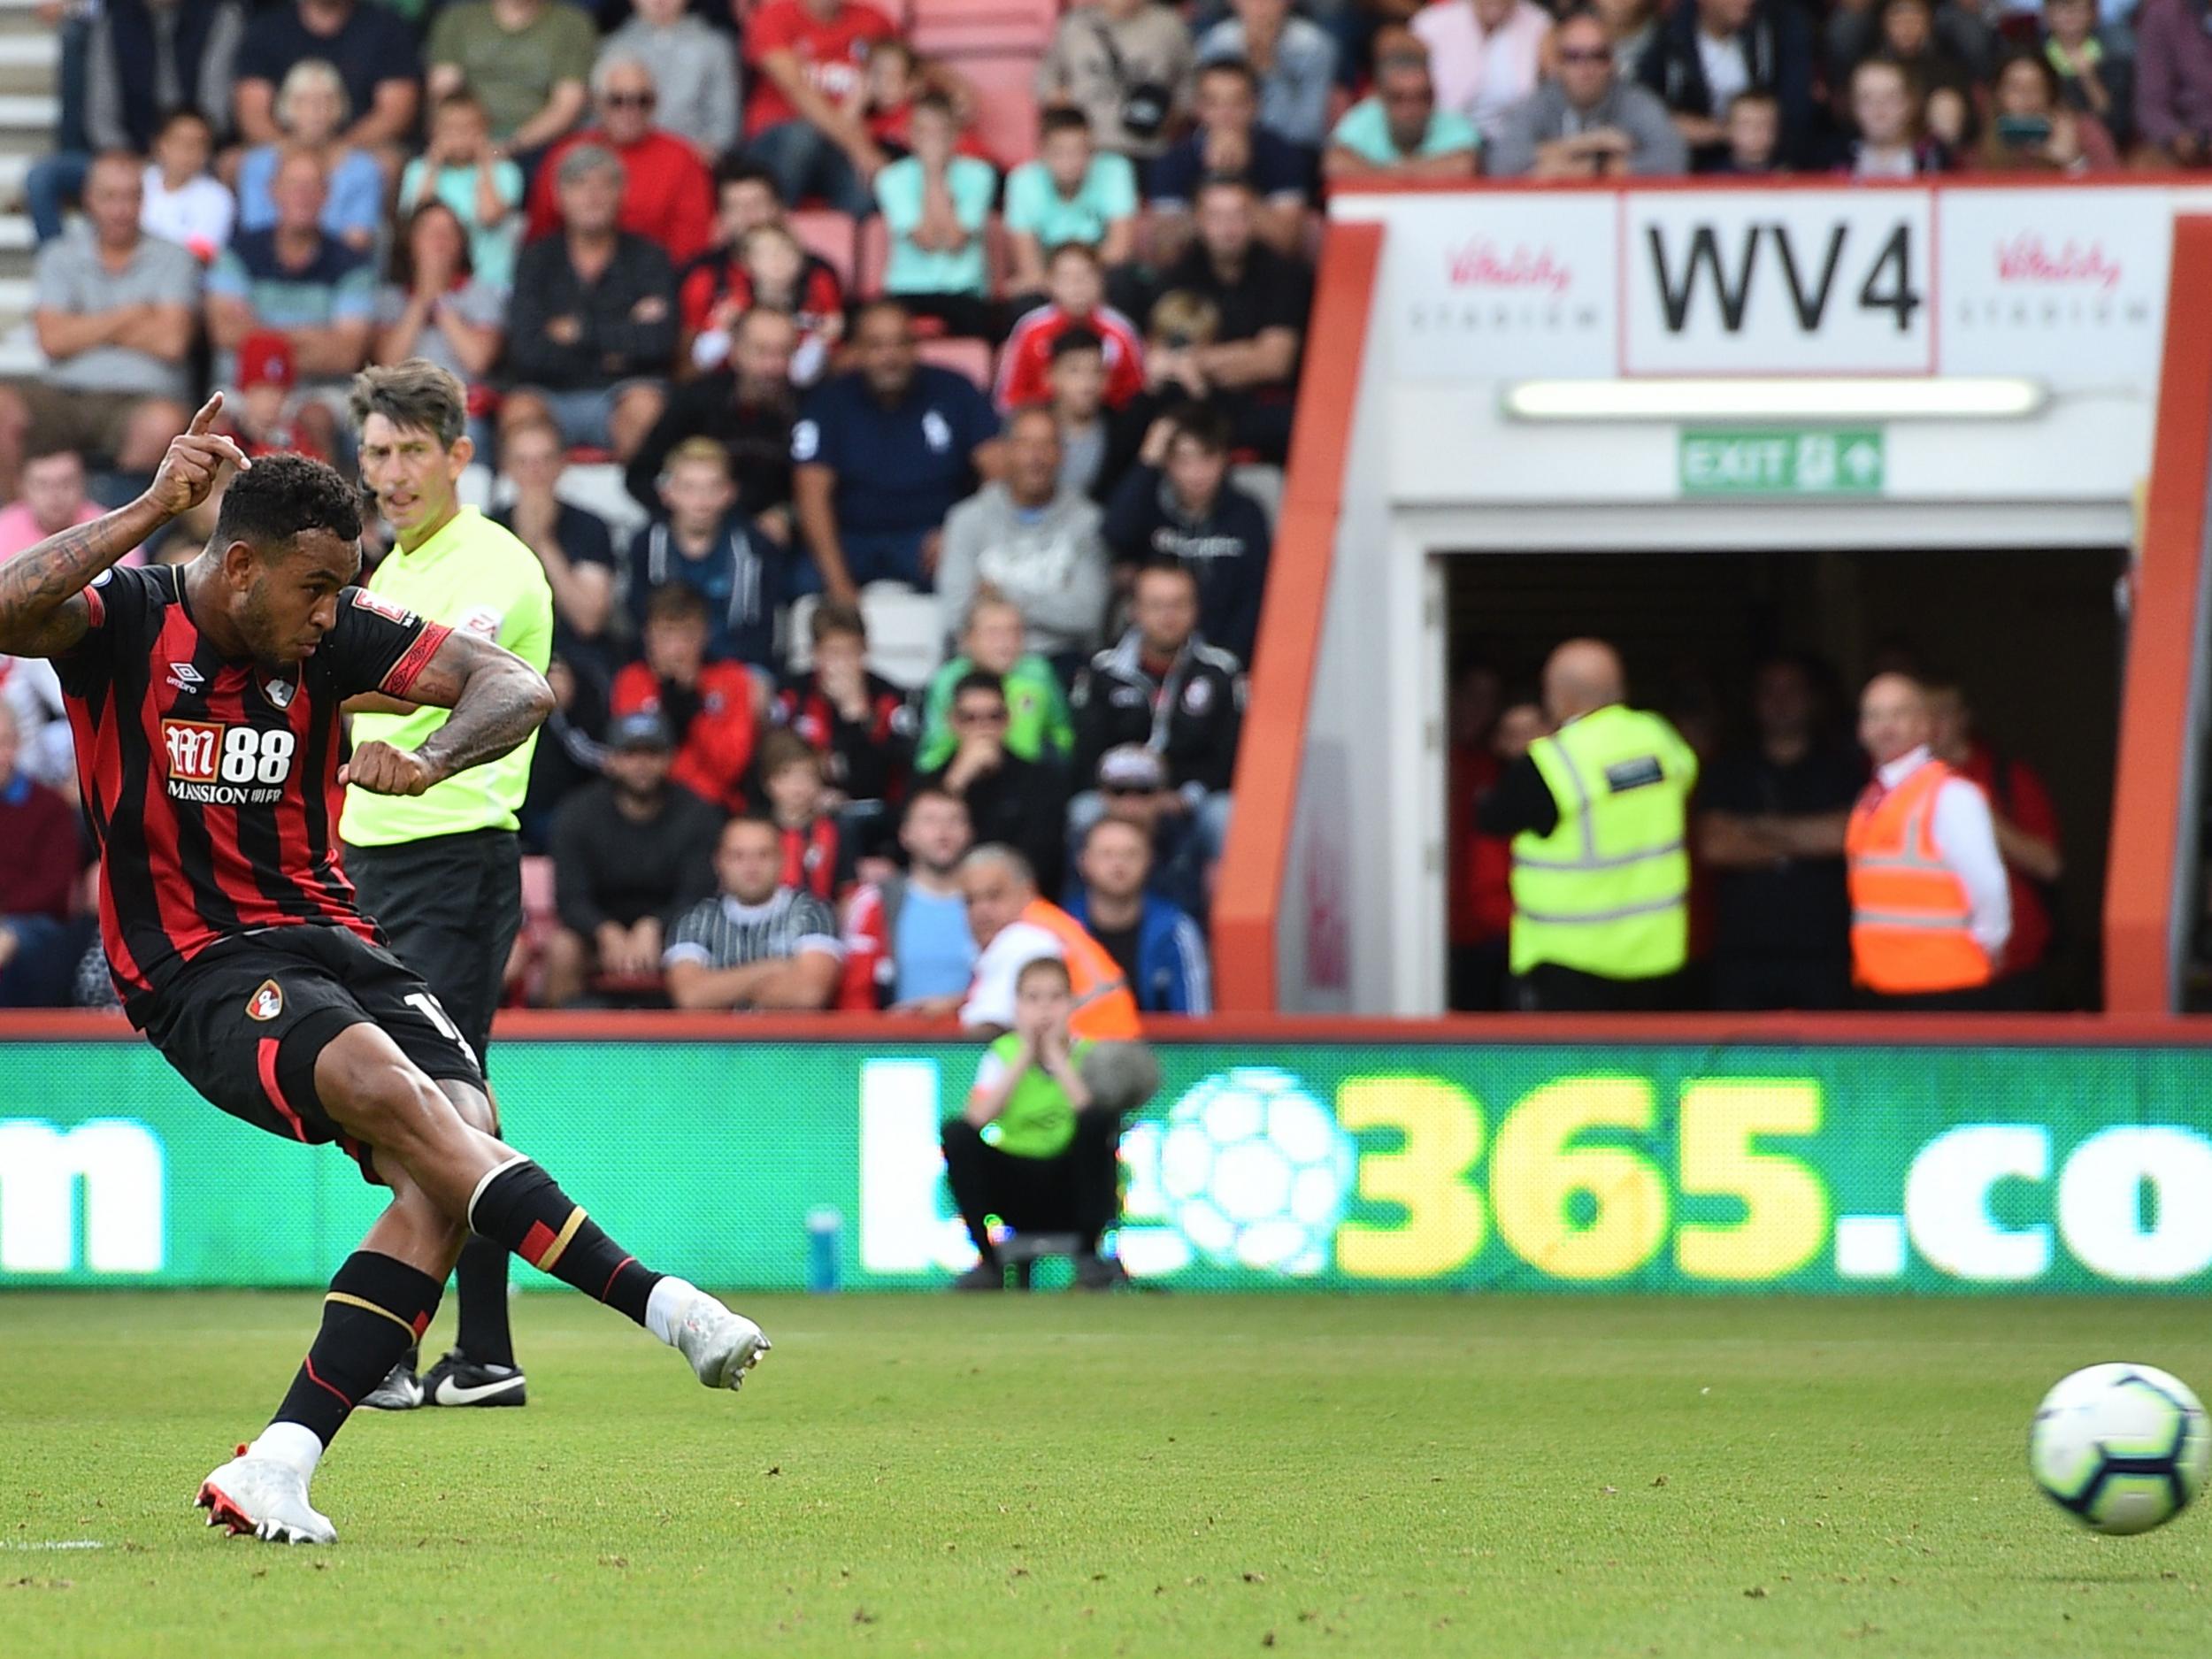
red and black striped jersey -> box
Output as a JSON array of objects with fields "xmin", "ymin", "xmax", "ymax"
[{"xmin": 55, "ymin": 563, "xmax": 451, "ymax": 1019}]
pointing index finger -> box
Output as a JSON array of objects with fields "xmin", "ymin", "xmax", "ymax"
[{"xmin": 185, "ymin": 393, "xmax": 224, "ymax": 437}]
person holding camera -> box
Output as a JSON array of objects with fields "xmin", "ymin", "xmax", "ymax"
[
  {"xmin": 1039, "ymin": 0, "xmax": 1197, "ymax": 162},
  {"xmin": 1487, "ymin": 8, "xmax": 1686, "ymax": 178},
  {"xmin": 1975, "ymin": 48, "xmax": 2116, "ymax": 172}
]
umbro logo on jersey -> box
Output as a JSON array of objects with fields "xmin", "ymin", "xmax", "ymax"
[
  {"xmin": 166, "ymin": 662, "xmax": 205, "ymax": 694},
  {"xmin": 246, "ymin": 979, "xmax": 284, "ymax": 1022}
]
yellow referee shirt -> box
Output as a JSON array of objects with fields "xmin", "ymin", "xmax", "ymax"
[{"xmin": 340, "ymin": 506, "xmax": 555, "ymax": 848}]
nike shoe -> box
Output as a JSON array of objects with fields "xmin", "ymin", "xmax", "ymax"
[
  {"xmin": 421, "ymin": 1352, "xmax": 527, "ymax": 1409},
  {"xmin": 357, "ymin": 1361, "xmax": 424, "ymax": 1412},
  {"xmin": 196, "ymin": 1448, "xmax": 336, "ymax": 1546},
  {"xmin": 669, "ymin": 1291, "xmax": 771, "ymax": 1392}
]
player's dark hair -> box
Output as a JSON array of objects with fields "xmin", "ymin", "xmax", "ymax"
[
  {"xmin": 953, "ymin": 669, "xmax": 1008, "ymax": 707},
  {"xmin": 810, "ymin": 597, "xmax": 867, "ymax": 644},
  {"xmin": 211, "ymin": 453, "xmax": 364, "ymax": 557},
  {"xmin": 643, "ymin": 583, "xmax": 711, "ymax": 626},
  {"xmin": 1051, "ymin": 325, "xmax": 1104, "ymax": 361},
  {"xmin": 349, "ymin": 357, "xmax": 468, "ymax": 449}
]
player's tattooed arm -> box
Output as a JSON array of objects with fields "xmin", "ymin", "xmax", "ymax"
[
  {"xmin": 342, "ymin": 626, "xmax": 554, "ymax": 796},
  {"xmin": 0, "ymin": 395, "xmax": 248, "ymax": 658}
]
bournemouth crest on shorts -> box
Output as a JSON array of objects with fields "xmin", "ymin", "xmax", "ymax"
[{"xmin": 246, "ymin": 979, "xmax": 284, "ymax": 1022}]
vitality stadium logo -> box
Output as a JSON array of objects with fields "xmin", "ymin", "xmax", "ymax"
[{"xmin": 162, "ymin": 720, "xmax": 296, "ymax": 805}]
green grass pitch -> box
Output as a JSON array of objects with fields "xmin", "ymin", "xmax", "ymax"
[{"xmin": 5, "ymin": 1293, "xmax": 2211, "ymax": 1657}]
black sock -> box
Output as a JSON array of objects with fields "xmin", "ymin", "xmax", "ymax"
[
  {"xmin": 468, "ymin": 1159, "xmax": 662, "ymax": 1327},
  {"xmin": 454, "ymin": 1234, "xmax": 516, "ymax": 1367},
  {"xmin": 273, "ymin": 1251, "xmax": 444, "ymax": 1447}
]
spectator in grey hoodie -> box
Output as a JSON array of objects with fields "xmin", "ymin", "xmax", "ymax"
[
  {"xmin": 1487, "ymin": 7, "xmax": 1688, "ymax": 176},
  {"xmin": 598, "ymin": 0, "xmax": 741, "ymax": 159},
  {"xmin": 938, "ymin": 406, "xmax": 1112, "ymax": 677}
]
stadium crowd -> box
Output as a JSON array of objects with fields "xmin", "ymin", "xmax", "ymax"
[{"xmin": 0, "ymin": 0, "xmax": 2131, "ymax": 1017}]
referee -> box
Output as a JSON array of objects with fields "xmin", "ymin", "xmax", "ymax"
[{"xmin": 342, "ymin": 360, "xmax": 555, "ymax": 1410}]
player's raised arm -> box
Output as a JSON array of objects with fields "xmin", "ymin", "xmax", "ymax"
[
  {"xmin": 0, "ymin": 395, "xmax": 250, "ymax": 657},
  {"xmin": 340, "ymin": 626, "xmax": 555, "ymax": 797}
]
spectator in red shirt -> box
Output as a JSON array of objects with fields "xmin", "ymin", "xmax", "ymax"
[
  {"xmin": 680, "ymin": 221, "xmax": 844, "ymax": 381},
  {"xmin": 759, "ymin": 727, "xmax": 853, "ymax": 902},
  {"xmin": 1926, "ymin": 678, "xmax": 2063, "ymax": 1005},
  {"xmin": 741, "ymin": 0, "xmax": 902, "ymax": 218},
  {"xmin": 0, "ymin": 702, "xmax": 86, "ymax": 1007},
  {"xmin": 995, "ymin": 242, "xmax": 1147, "ymax": 413},
  {"xmin": 611, "ymin": 584, "xmax": 765, "ymax": 813},
  {"xmin": 528, "ymin": 56, "xmax": 717, "ymax": 267}
]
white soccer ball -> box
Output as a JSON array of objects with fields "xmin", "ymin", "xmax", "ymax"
[
  {"xmin": 2029, "ymin": 1363, "xmax": 2210, "ymax": 1535},
  {"xmin": 1156, "ymin": 1069, "xmax": 1355, "ymax": 1275}
]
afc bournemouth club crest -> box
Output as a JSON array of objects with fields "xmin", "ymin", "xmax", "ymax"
[{"xmin": 246, "ymin": 979, "xmax": 284, "ymax": 1022}]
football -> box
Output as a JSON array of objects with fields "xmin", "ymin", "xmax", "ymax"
[
  {"xmin": 2029, "ymin": 1363, "xmax": 2211, "ymax": 1535},
  {"xmin": 1155, "ymin": 1067, "xmax": 1357, "ymax": 1276}
]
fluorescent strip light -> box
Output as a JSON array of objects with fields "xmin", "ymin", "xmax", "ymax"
[{"xmin": 1502, "ymin": 377, "xmax": 2048, "ymax": 423}]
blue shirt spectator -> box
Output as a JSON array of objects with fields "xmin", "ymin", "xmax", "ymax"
[
  {"xmin": 237, "ymin": 143, "xmax": 383, "ymax": 248},
  {"xmin": 790, "ymin": 302, "xmax": 1003, "ymax": 598},
  {"xmin": 1197, "ymin": 0, "xmax": 1339, "ymax": 150},
  {"xmin": 204, "ymin": 153, "xmax": 375, "ymax": 388},
  {"xmin": 233, "ymin": 0, "xmax": 421, "ymax": 154},
  {"xmin": 1066, "ymin": 815, "xmax": 1213, "ymax": 1014},
  {"xmin": 626, "ymin": 516, "xmax": 784, "ymax": 672}
]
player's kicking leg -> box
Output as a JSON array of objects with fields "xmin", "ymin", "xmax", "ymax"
[{"xmin": 198, "ymin": 1024, "xmax": 767, "ymax": 1544}]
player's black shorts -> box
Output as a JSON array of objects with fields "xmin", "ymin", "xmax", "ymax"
[
  {"xmin": 140, "ymin": 923, "xmax": 487, "ymax": 1176},
  {"xmin": 342, "ymin": 828, "xmax": 521, "ymax": 1069}
]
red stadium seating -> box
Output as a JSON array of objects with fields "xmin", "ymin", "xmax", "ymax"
[
  {"xmin": 960, "ymin": 56, "xmax": 1042, "ymax": 169},
  {"xmin": 789, "ymin": 208, "xmax": 859, "ymax": 288},
  {"xmin": 908, "ymin": 0, "xmax": 1061, "ymax": 60},
  {"xmin": 916, "ymin": 335, "xmax": 995, "ymax": 389}
]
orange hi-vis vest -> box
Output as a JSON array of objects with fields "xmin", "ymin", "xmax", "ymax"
[
  {"xmin": 1845, "ymin": 757, "xmax": 1993, "ymax": 995},
  {"xmin": 1020, "ymin": 897, "xmax": 1142, "ymax": 1040}
]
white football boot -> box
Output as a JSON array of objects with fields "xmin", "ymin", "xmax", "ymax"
[
  {"xmin": 195, "ymin": 1448, "xmax": 337, "ymax": 1545},
  {"xmin": 671, "ymin": 1292, "xmax": 771, "ymax": 1392}
]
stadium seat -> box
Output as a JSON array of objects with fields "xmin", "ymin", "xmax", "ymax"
[
  {"xmin": 857, "ymin": 215, "xmax": 887, "ymax": 300},
  {"xmin": 789, "ymin": 208, "xmax": 857, "ymax": 289},
  {"xmin": 959, "ymin": 57, "xmax": 1042, "ymax": 168},
  {"xmin": 508, "ymin": 855, "xmax": 559, "ymax": 1007},
  {"xmin": 908, "ymin": 0, "xmax": 1060, "ymax": 61},
  {"xmin": 786, "ymin": 586, "xmax": 946, "ymax": 687},
  {"xmin": 1232, "ymin": 462, "xmax": 1285, "ymax": 529},
  {"xmin": 916, "ymin": 335, "xmax": 995, "ymax": 390}
]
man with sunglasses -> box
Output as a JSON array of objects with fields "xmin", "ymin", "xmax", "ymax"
[
  {"xmin": 1323, "ymin": 41, "xmax": 1481, "ymax": 180},
  {"xmin": 1488, "ymin": 6, "xmax": 1687, "ymax": 177},
  {"xmin": 526, "ymin": 57, "xmax": 716, "ymax": 265}
]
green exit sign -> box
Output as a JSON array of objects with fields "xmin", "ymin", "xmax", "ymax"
[{"xmin": 1678, "ymin": 428, "xmax": 1885, "ymax": 496}]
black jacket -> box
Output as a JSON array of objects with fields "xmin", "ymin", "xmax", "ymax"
[
  {"xmin": 1071, "ymin": 630, "xmax": 1245, "ymax": 797},
  {"xmin": 626, "ymin": 368, "xmax": 798, "ymax": 519},
  {"xmin": 921, "ymin": 751, "xmax": 1069, "ymax": 897},
  {"xmin": 508, "ymin": 232, "xmax": 678, "ymax": 392},
  {"xmin": 1636, "ymin": 0, "xmax": 1822, "ymax": 169},
  {"xmin": 1101, "ymin": 465, "xmax": 1273, "ymax": 668}
]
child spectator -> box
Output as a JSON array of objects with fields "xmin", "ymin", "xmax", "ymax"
[
  {"xmin": 142, "ymin": 108, "xmax": 235, "ymax": 265},
  {"xmin": 681, "ymin": 220, "xmax": 844, "ymax": 381},
  {"xmin": 1842, "ymin": 56, "xmax": 1943, "ymax": 176},
  {"xmin": 759, "ymin": 727, "xmax": 853, "ymax": 902},
  {"xmin": 628, "ymin": 438, "xmax": 785, "ymax": 672},
  {"xmin": 1717, "ymin": 88, "xmax": 1782, "ymax": 173},
  {"xmin": 772, "ymin": 599, "xmax": 916, "ymax": 833},
  {"xmin": 918, "ymin": 592, "xmax": 1076, "ymax": 773},
  {"xmin": 1048, "ymin": 327, "xmax": 1148, "ymax": 503},
  {"xmin": 1102, "ymin": 404, "xmax": 1272, "ymax": 667},
  {"xmin": 2041, "ymin": 0, "xmax": 2131, "ymax": 151},
  {"xmin": 856, "ymin": 40, "xmax": 989, "ymax": 160},
  {"xmin": 1003, "ymin": 109, "xmax": 1141, "ymax": 298},
  {"xmin": 995, "ymin": 242, "xmax": 1147, "ymax": 413},
  {"xmin": 235, "ymin": 58, "xmax": 384, "ymax": 253},
  {"xmin": 399, "ymin": 92, "xmax": 526, "ymax": 296},
  {"xmin": 874, "ymin": 92, "xmax": 1001, "ymax": 341},
  {"xmin": 611, "ymin": 584, "xmax": 765, "ymax": 814},
  {"xmin": 219, "ymin": 331, "xmax": 331, "ymax": 462}
]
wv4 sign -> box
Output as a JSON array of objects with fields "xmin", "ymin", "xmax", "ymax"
[{"xmin": 1622, "ymin": 192, "xmax": 1931, "ymax": 375}]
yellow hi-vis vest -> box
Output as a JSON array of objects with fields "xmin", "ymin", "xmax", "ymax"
[{"xmin": 1509, "ymin": 704, "xmax": 1699, "ymax": 980}]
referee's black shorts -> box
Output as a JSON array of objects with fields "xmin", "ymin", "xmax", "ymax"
[{"xmin": 342, "ymin": 828, "xmax": 523, "ymax": 1069}]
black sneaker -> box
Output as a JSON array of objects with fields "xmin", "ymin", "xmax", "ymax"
[
  {"xmin": 358, "ymin": 1360, "xmax": 424, "ymax": 1411},
  {"xmin": 1073, "ymin": 1252, "xmax": 1130, "ymax": 1292},
  {"xmin": 421, "ymin": 1351, "xmax": 527, "ymax": 1408},
  {"xmin": 950, "ymin": 1263, "xmax": 1004, "ymax": 1292}
]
